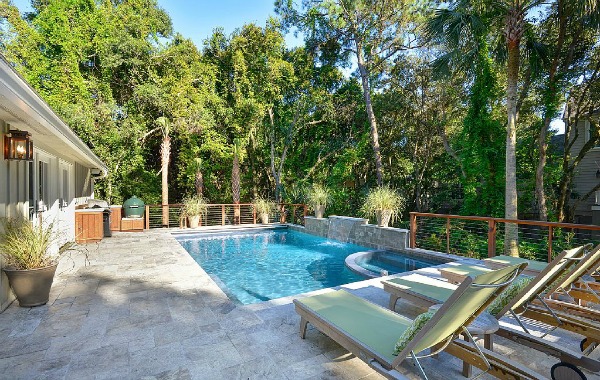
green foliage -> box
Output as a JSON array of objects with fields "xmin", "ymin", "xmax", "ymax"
[
  {"xmin": 182, "ymin": 195, "xmax": 208, "ymax": 217},
  {"xmin": 361, "ymin": 186, "xmax": 405, "ymax": 223},
  {"xmin": 252, "ymin": 198, "xmax": 275, "ymax": 214},
  {"xmin": 1, "ymin": 0, "xmax": 597, "ymax": 227},
  {"xmin": 306, "ymin": 184, "xmax": 331, "ymax": 208},
  {"xmin": 458, "ymin": 39, "xmax": 505, "ymax": 217},
  {"xmin": 0, "ymin": 218, "xmax": 75, "ymax": 270}
]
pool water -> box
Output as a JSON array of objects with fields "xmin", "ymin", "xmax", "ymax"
[
  {"xmin": 175, "ymin": 229, "xmax": 367, "ymax": 305},
  {"xmin": 356, "ymin": 251, "xmax": 439, "ymax": 276}
]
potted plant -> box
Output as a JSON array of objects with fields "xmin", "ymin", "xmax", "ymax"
[
  {"xmin": 0, "ymin": 218, "xmax": 74, "ymax": 307},
  {"xmin": 252, "ymin": 198, "xmax": 275, "ymax": 224},
  {"xmin": 182, "ymin": 195, "xmax": 208, "ymax": 228},
  {"xmin": 361, "ymin": 186, "xmax": 405, "ymax": 228},
  {"xmin": 307, "ymin": 184, "xmax": 331, "ymax": 218}
]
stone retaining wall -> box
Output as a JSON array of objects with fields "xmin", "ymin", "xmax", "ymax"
[{"xmin": 295, "ymin": 215, "xmax": 409, "ymax": 251}]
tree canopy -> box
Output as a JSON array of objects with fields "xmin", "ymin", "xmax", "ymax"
[{"xmin": 1, "ymin": 0, "xmax": 599, "ymax": 225}]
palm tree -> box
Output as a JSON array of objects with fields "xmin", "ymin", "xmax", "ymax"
[
  {"xmin": 428, "ymin": 0, "xmax": 544, "ymax": 256},
  {"xmin": 231, "ymin": 138, "xmax": 244, "ymax": 224},
  {"xmin": 142, "ymin": 117, "xmax": 171, "ymax": 227}
]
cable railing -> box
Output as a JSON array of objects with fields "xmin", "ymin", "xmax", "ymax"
[
  {"xmin": 409, "ymin": 212, "xmax": 600, "ymax": 262},
  {"xmin": 145, "ymin": 203, "xmax": 308, "ymax": 229}
]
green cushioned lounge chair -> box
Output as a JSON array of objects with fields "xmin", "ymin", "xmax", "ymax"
[
  {"xmin": 382, "ymin": 245, "xmax": 600, "ymax": 380},
  {"xmin": 484, "ymin": 255, "xmax": 548, "ymax": 275},
  {"xmin": 294, "ymin": 264, "xmax": 544, "ymax": 379}
]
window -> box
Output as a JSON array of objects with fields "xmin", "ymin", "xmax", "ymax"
[
  {"xmin": 61, "ymin": 168, "xmax": 69, "ymax": 209},
  {"xmin": 38, "ymin": 161, "xmax": 48, "ymax": 211},
  {"xmin": 28, "ymin": 161, "xmax": 34, "ymax": 218},
  {"xmin": 585, "ymin": 120, "xmax": 600, "ymax": 148}
]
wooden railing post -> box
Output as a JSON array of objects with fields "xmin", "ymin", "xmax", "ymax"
[
  {"xmin": 488, "ymin": 218, "xmax": 497, "ymax": 258},
  {"xmin": 292, "ymin": 205, "xmax": 297, "ymax": 225},
  {"xmin": 548, "ymin": 226, "xmax": 553, "ymax": 263},
  {"xmin": 409, "ymin": 212, "xmax": 417, "ymax": 249},
  {"xmin": 252, "ymin": 207, "xmax": 256, "ymax": 224},
  {"xmin": 221, "ymin": 205, "xmax": 226, "ymax": 225},
  {"xmin": 145, "ymin": 205, "xmax": 149, "ymax": 230}
]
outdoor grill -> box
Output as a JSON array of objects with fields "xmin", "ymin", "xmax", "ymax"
[{"xmin": 123, "ymin": 196, "xmax": 145, "ymax": 218}]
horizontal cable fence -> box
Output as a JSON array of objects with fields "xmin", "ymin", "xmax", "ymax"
[
  {"xmin": 146, "ymin": 203, "xmax": 307, "ymax": 229},
  {"xmin": 410, "ymin": 212, "xmax": 600, "ymax": 261}
]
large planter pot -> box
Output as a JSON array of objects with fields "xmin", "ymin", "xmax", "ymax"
[
  {"xmin": 314, "ymin": 205, "xmax": 325, "ymax": 219},
  {"xmin": 259, "ymin": 213, "xmax": 269, "ymax": 224},
  {"xmin": 188, "ymin": 215, "xmax": 201, "ymax": 228},
  {"xmin": 376, "ymin": 210, "xmax": 392, "ymax": 228},
  {"xmin": 3, "ymin": 263, "xmax": 58, "ymax": 307}
]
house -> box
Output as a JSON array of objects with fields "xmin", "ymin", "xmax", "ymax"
[
  {"xmin": 0, "ymin": 54, "xmax": 108, "ymax": 311},
  {"xmin": 566, "ymin": 113, "xmax": 600, "ymax": 225}
]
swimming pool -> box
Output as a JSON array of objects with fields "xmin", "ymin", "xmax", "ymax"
[{"xmin": 175, "ymin": 229, "xmax": 368, "ymax": 304}]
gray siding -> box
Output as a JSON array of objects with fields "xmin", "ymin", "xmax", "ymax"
[{"xmin": 570, "ymin": 119, "xmax": 600, "ymax": 222}]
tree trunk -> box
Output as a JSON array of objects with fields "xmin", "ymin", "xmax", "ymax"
[
  {"xmin": 536, "ymin": 5, "xmax": 568, "ymax": 222},
  {"xmin": 535, "ymin": 117, "xmax": 550, "ymax": 221},
  {"xmin": 161, "ymin": 135, "xmax": 170, "ymax": 227},
  {"xmin": 195, "ymin": 169, "xmax": 203, "ymax": 198},
  {"xmin": 232, "ymin": 151, "xmax": 240, "ymax": 225},
  {"xmin": 504, "ymin": 8, "xmax": 523, "ymax": 257},
  {"xmin": 356, "ymin": 48, "xmax": 384, "ymax": 187}
]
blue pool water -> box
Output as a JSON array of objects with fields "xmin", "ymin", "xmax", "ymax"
[
  {"xmin": 357, "ymin": 251, "xmax": 440, "ymax": 276},
  {"xmin": 175, "ymin": 229, "xmax": 368, "ymax": 305}
]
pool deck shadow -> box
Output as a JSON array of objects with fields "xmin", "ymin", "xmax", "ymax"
[{"xmin": 0, "ymin": 229, "xmax": 593, "ymax": 379}]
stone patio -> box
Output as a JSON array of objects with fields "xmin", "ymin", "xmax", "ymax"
[{"xmin": 0, "ymin": 229, "xmax": 597, "ymax": 379}]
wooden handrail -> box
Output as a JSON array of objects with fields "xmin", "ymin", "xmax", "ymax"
[
  {"xmin": 410, "ymin": 212, "xmax": 600, "ymax": 261},
  {"xmin": 410, "ymin": 212, "xmax": 600, "ymax": 231}
]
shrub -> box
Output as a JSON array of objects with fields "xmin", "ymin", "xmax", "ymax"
[
  {"xmin": 361, "ymin": 186, "xmax": 405, "ymax": 224},
  {"xmin": 252, "ymin": 198, "xmax": 275, "ymax": 214},
  {"xmin": 306, "ymin": 184, "xmax": 331, "ymax": 208},
  {"xmin": 0, "ymin": 218, "xmax": 74, "ymax": 270},
  {"xmin": 182, "ymin": 195, "xmax": 208, "ymax": 217}
]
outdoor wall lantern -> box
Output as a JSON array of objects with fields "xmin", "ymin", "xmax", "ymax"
[
  {"xmin": 596, "ymin": 169, "xmax": 600, "ymax": 179},
  {"xmin": 4, "ymin": 130, "xmax": 33, "ymax": 161}
]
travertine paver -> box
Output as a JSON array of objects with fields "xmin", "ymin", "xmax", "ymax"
[{"xmin": 0, "ymin": 229, "xmax": 598, "ymax": 380}]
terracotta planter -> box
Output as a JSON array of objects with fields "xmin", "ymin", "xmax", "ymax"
[
  {"xmin": 314, "ymin": 205, "xmax": 325, "ymax": 219},
  {"xmin": 3, "ymin": 263, "xmax": 58, "ymax": 307},
  {"xmin": 376, "ymin": 210, "xmax": 392, "ymax": 228},
  {"xmin": 188, "ymin": 215, "xmax": 201, "ymax": 228},
  {"xmin": 260, "ymin": 213, "xmax": 269, "ymax": 224}
]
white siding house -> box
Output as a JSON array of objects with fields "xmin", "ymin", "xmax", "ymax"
[
  {"xmin": 569, "ymin": 117, "xmax": 600, "ymax": 225},
  {"xmin": 0, "ymin": 55, "xmax": 107, "ymax": 311}
]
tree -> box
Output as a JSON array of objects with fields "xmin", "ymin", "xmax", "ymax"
[
  {"xmin": 142, "ymin": 117, "xmax": 171, "ymax": 226},
  {"xmin": 534, "ymin": 1, "xmax": 600, "ymax": 221},
  {"xmin": 427, "ymin": 0, "xmax": 548, "ymax": 255},
  {"xmin": 276, "ymin": 0, "xmax": 426, "ymax": 186}
]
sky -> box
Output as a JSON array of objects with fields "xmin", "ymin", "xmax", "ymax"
[{"xmin": 11, "ymin": 0, "xmax": 302, "ymax": 48}]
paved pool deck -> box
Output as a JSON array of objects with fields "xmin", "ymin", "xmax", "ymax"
[{"xmin": 0, "ymin": 228, "xmax": 596, "ymax": 379}]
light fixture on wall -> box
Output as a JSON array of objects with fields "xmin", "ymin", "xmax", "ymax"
[
  {"xmin": 4, "ymin": 130, "xmax": 33, "ymax": 161},
  {"xmin": 597, "ymin": 169, "xmax": 600, "ymax": 179}
]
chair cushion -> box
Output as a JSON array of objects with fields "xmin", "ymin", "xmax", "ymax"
[
  {"xmin": 486, "ymin": 276, "xmax": 533, "ymax": 316},
  {"xmin": 393, "ymin": 311, "xmax": 435, "ymax": 355}
]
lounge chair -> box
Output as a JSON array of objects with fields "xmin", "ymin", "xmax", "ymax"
[
  {"xmin": 294, "ymin": 264, "xmax": 545, "ymax": 379},
  {"xmin": 381, "ymin": 245, "xmax": 600, "ymax": 380},
  {"xmin": 543, "ymin": 244, "xmax": 600, "ymax": 308}
]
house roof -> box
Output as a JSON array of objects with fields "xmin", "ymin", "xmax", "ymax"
[{"xmin": 0, "ymin": 53, "xmax": 107, "ymax": 176}]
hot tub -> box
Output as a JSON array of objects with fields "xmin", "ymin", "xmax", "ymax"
[{"xmin": 345, "ymin": 250, "xmax": 442, "ymax": 278}]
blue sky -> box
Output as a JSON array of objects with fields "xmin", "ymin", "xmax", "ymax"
[{"xmin": 11, "ymin": 0, "xmax": 302, "ymax": 48}]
